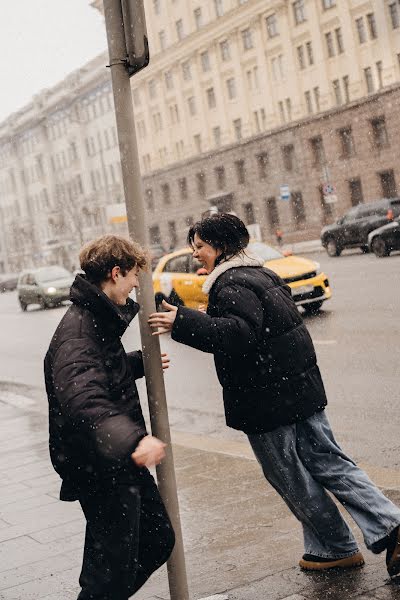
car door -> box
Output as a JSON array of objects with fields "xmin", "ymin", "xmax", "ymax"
[
  {"xmin": 160, "ymin": 254, "xmax": 191, "ymax": 304},
  {"xmin": 341, "ymin": 207, "xmax": 360, "ymax": 245}
]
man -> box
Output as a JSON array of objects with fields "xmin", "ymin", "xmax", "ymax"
[{"xmin": 44, "ymin": 234, "xmax": 175, "ymax": 600}]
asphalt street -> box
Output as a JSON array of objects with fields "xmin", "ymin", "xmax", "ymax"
[{"xmin": 0, "ymin": 248, "xmax": 399, "ymax": 469}]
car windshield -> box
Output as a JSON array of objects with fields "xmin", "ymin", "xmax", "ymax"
[
  {"xmin": 36, "ymin": 266, "xmax": 71, "ymax": 283},
  {"xmin": 248, "ymin": 242, "xmax": 283, "ymax": 262}
]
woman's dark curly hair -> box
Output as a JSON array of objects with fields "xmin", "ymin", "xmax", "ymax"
[{"xmin": 187, "ymin": 213, "xmax": 249, "ymax": 263}]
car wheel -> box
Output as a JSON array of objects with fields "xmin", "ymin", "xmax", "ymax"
[
  {"xmin": 360, "ymin": 245, "xmax": 369, "ymax": 254},
  {"xmin": 371, "ymin": 237, "xmax": 390, "ymax": 258},
  {"xmin": 326, "ymin": 239, "xmax": 342, "ymax": 257},
  {"xmin": 19, "ymin": 298, "xmax": 27, "ymax": 312},
  {"xmin": 39, "ymin": 296, "xmax": 48, "ymax": 310},
  {"xmin": 303, "ymin": 301, "xmax": 324, "ymax": 315}
]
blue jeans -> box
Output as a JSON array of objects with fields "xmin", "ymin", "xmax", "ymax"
[{"xmin": 248, "ymin": 410, "xmax": 400, "ymax": 559}]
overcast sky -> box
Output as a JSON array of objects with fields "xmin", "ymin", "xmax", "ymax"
[{"xmin": 0, "ymin": 0, "xmax": 107, "ymax": 122}]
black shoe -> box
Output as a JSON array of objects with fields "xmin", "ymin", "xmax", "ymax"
[{"xmin": 386, "ymin": 526, "xmax": 400, "ymax": 577}]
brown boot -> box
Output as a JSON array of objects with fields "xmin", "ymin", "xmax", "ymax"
[
  {"xmin": 387, "ymin": 526, "xmax": 400, "ymax": 577},
  {"xmin": 299, "ymin": 551, "xmax": 365, "ymax": 571}
]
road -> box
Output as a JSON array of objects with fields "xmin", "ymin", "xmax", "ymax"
[{"xmin": 0, "ymin": 249, "xmax": 399, "ymax": 470}]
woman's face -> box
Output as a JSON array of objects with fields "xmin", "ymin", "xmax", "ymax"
[{"xmin": 192, "ymin": 233, "xmax": 222, "ymax": 274}]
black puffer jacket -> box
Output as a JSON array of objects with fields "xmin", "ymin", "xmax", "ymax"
[
  {"xmin": 44, "ymin": 275, "xmax": 148, "ymax": 500},
  {"xmin": 171, "ymin": 260, "xmax": 327, "ymax": 433}
]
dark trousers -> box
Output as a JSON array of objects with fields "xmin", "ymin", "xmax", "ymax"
[{"xmin": 76, "ymin": 475, "xmax": 175, "ymax": 600}]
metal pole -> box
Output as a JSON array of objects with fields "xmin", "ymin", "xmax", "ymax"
[{"xmin": 102, "ymin": 2, "xmax": 190, "ymax": 599}]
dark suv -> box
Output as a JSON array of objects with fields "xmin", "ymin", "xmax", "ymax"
[{"xmin": 321, "ymin": 198, "xmax": 400, "ymax": 256}]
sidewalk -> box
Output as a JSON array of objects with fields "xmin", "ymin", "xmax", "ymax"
[
  {"xmin": 1, "ymin": 383, "xmax": 400, "ymax": 600},
  {"xmin": 283, "ymin": 239, "xmax": 323, "ymax": 255}
]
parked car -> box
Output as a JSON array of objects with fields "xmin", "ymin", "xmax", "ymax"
[
  {"xmin": 0, "ymin": 273, "xmax": 19, "ymax": 293},
  {"xmin": 17, "ymin": 265, "xmax": 74, "ymax": 311},
  {"xmin": 321, "ymin": 198, "xmax": 400, "ymax": 257},
  {"xmin": 153, "ymin": 242, "xmax": 332, "ymax": 314},
  {"xmin": 368, "ymin": 220, "xmax": 400, "ymax": 257}
]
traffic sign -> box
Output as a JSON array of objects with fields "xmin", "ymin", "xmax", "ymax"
[
  {"xmin": 323, "ymin": 183, "xmax": 336, "ymax": 195},
  {"xmin": 280, "ymin": 184, "xmax": 290, "ymax": 201}
]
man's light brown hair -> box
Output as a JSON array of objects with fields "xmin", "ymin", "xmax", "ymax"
[{"xmin": 79, "ymin": 235, "xmax": 147, "ymax": 284}]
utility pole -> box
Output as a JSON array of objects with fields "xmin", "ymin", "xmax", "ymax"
[{"xmin": 102, "ymin": 2, "xmax": 190, "ymax": 599}]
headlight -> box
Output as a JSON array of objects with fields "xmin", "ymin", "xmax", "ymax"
[
  {"xmin": 46, "ymin": 287, "xmax": 57, "ymax": 294},
  {"xmin": 314, "ymin": 262, "xmax": 321, "ymax": 275}
]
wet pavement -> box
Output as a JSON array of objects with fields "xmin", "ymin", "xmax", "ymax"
[{"xmin": 1, "ymin": 383, "xmax": 400, "ymax": 599}]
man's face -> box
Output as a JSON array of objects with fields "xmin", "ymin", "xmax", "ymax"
[{"xmin": 112, "ymin": 265, "xmax": 140, "ymax": 305}]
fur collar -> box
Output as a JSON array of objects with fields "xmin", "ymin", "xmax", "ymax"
[{"xmin": 202, "ymin": 252, "xmax": 264, "ymax": 294}]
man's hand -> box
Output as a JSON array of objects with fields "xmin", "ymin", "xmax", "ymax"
[
  {"xmin": 148, "ymin": 301, "xmax": 178, "ymax": 335},
  {"xmin": 131, "ymin": 435, "xmax": 166, "ymax": 468}
]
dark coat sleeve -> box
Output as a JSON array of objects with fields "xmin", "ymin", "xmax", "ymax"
[
  {"xmin": 52, "ymin": 338, "xmax": 147, "ymax": 461},
  {"xmin": 126, "ymin": 350, "xmax": 145, "ymax": 379},
  {"xmin": 171, "ymin": 283, "xmax": 264, "ymax": 355}
]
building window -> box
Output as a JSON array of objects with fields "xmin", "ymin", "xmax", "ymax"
[
  {"xmin": 213, "ymin": 126, "xmax": 221, "ymax": 147},
  {"xmin": 214, "ymin": 0, "xmax": 224, "ymax": 17},
  {"xmin": 242, "ymin": 28, "xmax": 254, "ymax": 50},
  {"xmin": 348, "ymin": 178, "xmax": 363, "ymax": 206},
  {"xmin": 145, "ymin": 188, "xmax": 154, "ymax": 211},
  {"xmin": 153, "ymin": 0, "xmax": 160, "ymax": 15},
  {"xmin": 161, "ymin": 183, "xmax": 171, "ymax": 204},
  {"xmin": 367, "ymin": 13, "xmax": 378, "ymax": 39},
  {"xmin": 185, "ymin": 216, "xmax": 194, "ymax": 227},
  {"xmin": 168, "ymin": 221, "xmax": 178, "ymax": 249},
  {"xmin": 325, "ymin": 32, "xmax": 335, "ymax": 57},
  {"xmin": 338, "ymin": 127, "xmax": 355, "ymax": 157},
  {"xmin": 235, "ymin": 159, "xmax": 246, "ymax": 184},
  {"xmin": 364, "ymin": 67, "xmax": 374, "ymax": 93},
  {"xmin": 207, "ymin": 87, "xmax": 216, "ymax": 108},
  {"xmin": 389, "ymin": 2, "xmax": 400, "ymax": 29},
  {"xmin": 356, "ymin": 17, "xmax": 366, "ymax": 43},
  {"xmin": 178, "ymin": 177, "xmax": 188, "ymax": 200},
  {"xmin": 379, "ymin": 170, "xmax": 397, "ymax": 198},
  {"xmin": 256, "ymin": 153, "xmax": 269, "ymax": 179},
  {"xmin": 149, "ymin": 225, "xmax": 161, "ymax": 245},
  {"xmin": 313, "ymin": 86, "xmax": 321, "ymax": 111},
  {"xmin": 243, "ymin": 202, "xmax": 255, "ymax": 224},
  {"xmin": 266, "ymin": 14, "xmax": 279, "ymax": 38},
  {"xmin": 176, "ymin": 19, "xmax": 184, "ymax": 40},
  {"xmin": 164, "ymin": 71, "xmax": 173, "ymax": 91},
  {"xmin": 376, "ymin": 61, "xmax": 383, "ymax": 88},
  {"xmin": 343, "ymin": 75, "xmax": 350, "ymax": 103},
  {"xmin": 188, "ymin": 96, "xmax": 197, "ymax": 116},
  {"xmin": 194, "ymin": 7, "xmax": 202, "ymax": 29},
  {"xmin": 310, "ymin": 136, "xmax": 325, "ymax": 165},
  {"xmin": 293, "ymin": 0, "xmax": 307, "ymax": 24},
  {"xmin": 371, "ymin": 116, "xmax": 389, "ymax": 148},
  {"xmin": 220, "ymin": 40, "xmax": 231, "ymax": 61},
  {"xmin": 335, "ymin": 28, "xmax": 344, "ymax": 53},
  {"xmin": 291, "ymin": 192, "xmax": 306, "ymax": 226},
  {"xmin": 233, "ymin": 118, "xmax": 242, "ymax": 141},
  {"xmin": 148, "ymin": 79, "xmax": 156, "ymax": 99},
  {"xmin": 297, "ymin": 45, "xmax": 306, "ymax": 69},
  {"xmin": 332, "ymin": 79, "xmax": 342, "ymax": 105},
  {"xmin": 182, "ymin": 61, "xmax": 192, "ymax": 81},
  {"xmin": 278, "ymin": 100, "xmax": 285, "ymax": 122},
  {"xmin": 322, "ymin": 0, "xmax": 336, "ymax": 9},
  {"xmin": 282, "ymin": 144, "xmax": 295, "ymax": 170},
  {"xmin": 194, "ymin": 134, "xmax": 202, "ymax": 154},
  {"xmin": 196, "ymin": 172, "xmax": 206, "ymax": 196},
  {"xmin": 266, "ymin": 197, "xmax": 280, "ymax": 230},
  {"xmin": 305, "ymin": 90, "xmax": 313, "ymax": 114},
  {"xmin": 215, "ymin": 166, "xmax": 226, "ymax": 190},
  {"xmin": 226, "ymin": 78, "xmax": 237, "ymax": 99},
  {"xmin": 200, "ymin": 51, "xmax": 211, "ymax": 72},
  {"xmin": 306, "ymin": 41, "xmax": 314, "ymax": 65},
  {"xmin": 159, "ymin": 30, "xmax": 166, "ymax": 50}
]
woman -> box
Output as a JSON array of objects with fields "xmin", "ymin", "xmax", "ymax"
[{"xmin": 149, "ymin": 213, "xmax": 400, "ymax": 575}]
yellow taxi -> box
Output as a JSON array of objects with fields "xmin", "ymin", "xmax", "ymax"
[{"xmin": 153, "ymin": 241, "xmax": 331, "ymax": 314}]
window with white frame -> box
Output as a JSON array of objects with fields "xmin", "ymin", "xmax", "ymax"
[
  {"xmin": 159, "ymin": 30, "xmax": 166, "ymax": 50},
  {"xmin": 200, "ymin": 51, "xmax": 211, "ymax": 72},
  {"xmin": 389, "ymin": 2, "xmax": 400, "ymax": 29},
  {"xmin": 176, "ymin": 19, "xmax": 184, "ymax": 40},
  {"xmin": 242, "ymin": 28, "xmax": 254, "ymax": 50},
  {"xmin": 194, "ymin": 7, "xmax": 202, "ymax": 30},
  {"xmin": 220, "ymin": 39, "xmax": 231, "ymax": 61},
  {"xmin": 226, "ymin": 78, "xmax": 237, "ymax": 99},
  {"xmin": 207, "ymin": 87, "xmax": 216, "ymax": 108},
  {"xmin": 322, "ymin": 0, "xmax": 336, "ymax": 9},
  {"xmin": 214, "ymin": 0, "xmax": 224, "ymax": 17},
  {"xmin": 182, "ymin": 61, "xmax": 192, "ymax": 81},
  {"xmin": 188, "ymin": 96, "xmax": 197, "ymax": 116},
  {"xmin": 266, "ymin": 14, "xmax": 278, "ymax": 38},
  {"xmin": 356, "ymin": 17, "xmax": 367, "ymax": 43},
  {"xmin": 293, "ymin": 0, "xmax": 307, "ymax": 24}
]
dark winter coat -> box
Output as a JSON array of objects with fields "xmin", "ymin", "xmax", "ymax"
[
  {"xmin": 171, "ymin": 255, "xmax": 327, "ymax": 434},
  {"xmin": 44, "ymin": 275, "xmax": 148, "ymax": 501}
]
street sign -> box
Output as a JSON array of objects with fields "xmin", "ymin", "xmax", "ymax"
[
  {"xmin": 280, "ymin": 184, "xmax": 290, "ymax": 201},
  {"xmin": 121, "ymin": 0, "xmax": 150, "ymax": 77},
  {"xmin": 324, "ymin": 194, "xmax": 338, "ymax": 204},
  {"xmin": 323, "ymin": 183, "xmax": 336, "ymax": 195},
  {"xmin": 106, "ymin": 203, "xmax": 127, "ymax": 224}
]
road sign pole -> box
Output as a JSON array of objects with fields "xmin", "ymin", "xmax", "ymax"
[{"xmin": 102, "ymin": 2, "xmax": 190, "ymax": 599}]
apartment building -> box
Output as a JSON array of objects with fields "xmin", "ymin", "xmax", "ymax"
[{"xmin": 1, "ymin": 0, "xmax": 400, "ymax": 270}]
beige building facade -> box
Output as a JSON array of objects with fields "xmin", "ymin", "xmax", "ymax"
[{"xmin": 1, "ymin": 0, "xmax": 400, "ymax": 271}]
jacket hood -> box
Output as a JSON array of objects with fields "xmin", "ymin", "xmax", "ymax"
[
  {"xmin": 202, "ymin": 252, "xmax": 264, "ymax": 294},
  {"xmin": 70, "ymin": 274, "xmax": 139, "ymax": 338}
]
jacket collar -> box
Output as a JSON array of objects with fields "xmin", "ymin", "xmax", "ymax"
[
  {"xmin": 202, "ymin": 252, "xmax": 264, "ymax": 294},
  {"xmin": 70, "ymin": 274, "xmax": 139, "ymax": 338}
]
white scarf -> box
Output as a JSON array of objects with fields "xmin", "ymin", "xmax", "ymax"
[{"xmin": 202, "ymin": 252, "xmax": 264, "ymax": 294}]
